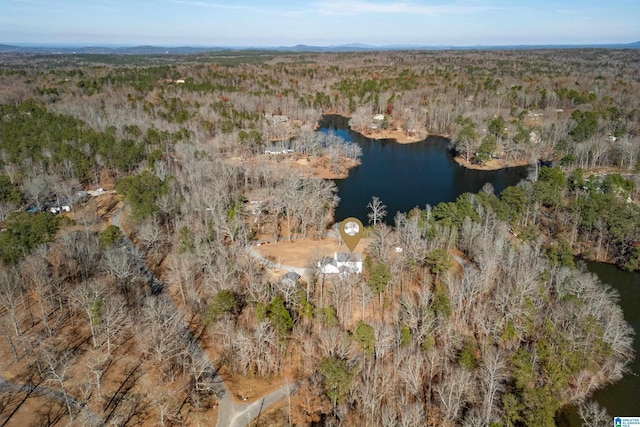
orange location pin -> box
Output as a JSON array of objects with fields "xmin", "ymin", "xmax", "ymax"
[{"xmin": 340, "ymin": 217, "xmax": 364, "ymax": 252}]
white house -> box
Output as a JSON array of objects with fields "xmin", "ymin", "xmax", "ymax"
[
  {"xmin": 370, "ymin": 114, "xmax": 386, "ymax": 130},
  {"xmin": 264, "ymin": 148, "xmax": 293, "ymax": 155},
  {"xmin": 49, "ymin": 205, "xmax": 71, "ymax": 214},
  {"xmin": 265, "ymin": 113, "xmax": 288, "ymax": 124},
  {"xmin": 318, "ymin": 256, "xmax": 340, "ymax": 274},
  {"xmin": 318, "ymin": 252, "xmax": 363, "ymax": 274}
]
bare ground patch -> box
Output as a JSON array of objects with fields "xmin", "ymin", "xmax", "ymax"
[
  {"xmin": 453, "ymin": 156, "xmax": 532, "ymax": 171},
  {"xmin": 255, "ymin": 236, "xmax": 371, "ymax": 270}
]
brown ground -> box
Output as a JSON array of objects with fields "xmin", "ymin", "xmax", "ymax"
[
  {"xmin": 0, "ymin": 306, "xmax": 187, "ymax": 426},
  {"xmin": 450, "ymin": 248, "xmax": 468, "ymax": 277},
  {"xmin": 230, "ymin": 153, "xmax": 360, "ymax": 179},
  {"xmin": 0, "ymin": 392, "xmax": 70, "ymax": 426},
  {"xmin": 358, "ymin": 128, "xmax": 428, "ymax": 143},
  {"xmin": 219, "ymin": 366, "xmax": 291, "ymax": 403},
  {"xmin": 256, "ymin": 236, "xmax": 371, "ymax": 270},
  {"xmin": 453, "ymin": 156, "xmax": 532, "ymax": 171},
  {"xmin": 63, "ymin": 192, "xmax": 122, "ymax": 233},
  {"xmin": 0, "ymin": 192, "xmax": 224, "ymax": 427},
  {"xmin": 289, "ymin": 156, "xmax": 360, "ymax": 179}
]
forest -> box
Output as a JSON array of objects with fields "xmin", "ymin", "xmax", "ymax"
[{"xmin": 0, "ymin": 48, "xmax": 638, "ymax": 426}]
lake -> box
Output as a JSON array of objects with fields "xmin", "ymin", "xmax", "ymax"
[
  {"xmin": 318, "ymin": 114, "xmax": 530, "ymax": 224},
  {"xmin": 558, "ymin": 261, "xmax": 640, "ymax": 425},
  {"xmin": 318, "ymin": 114, "xmax": 640, "ymax": 423}
]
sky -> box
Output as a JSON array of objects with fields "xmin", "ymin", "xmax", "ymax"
[{"xmin": 1, "ymin": 0, "xmax": 639, "ymax": 47}]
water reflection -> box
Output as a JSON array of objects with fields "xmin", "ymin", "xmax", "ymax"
[
  {"xmin": 318, "ymin": 115, "xmax": 640, "ymax": 423},
  {"xmin": 318, "ymin": 115, "xmax": 530, "ymax": 223},
  {"xmin": 558, "ymin": 261, "xmax": 640, "ymax": 426}
]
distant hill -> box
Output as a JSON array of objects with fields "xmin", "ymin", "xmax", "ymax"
[
  {"xmin": 0, "ymin": 44, "xmax": 226, "ymax": 55},
  {"xmin": 0, "ymin": 41, "xmax": 638, "ymax": 55},
  {"xmin": 0, "ymin": 44, "xmax": 22, "ymax": 53}
]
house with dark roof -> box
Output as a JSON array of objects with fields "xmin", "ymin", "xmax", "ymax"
[{"xmin": 282, "ymin": 271, "xmax": 301, "ymax": 288}]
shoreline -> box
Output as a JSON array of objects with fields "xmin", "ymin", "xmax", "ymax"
[
  {"xmin": 355, "ymin": 128, "xmax": 430, "ymax": 144},
  {"xmin": 453, "ymin": 156, "xmax": 533, "ymax": 171},
  {"xmin": 228, "ymin": 154, "xmax": 360, "ymax": 180},
  {"xmin": 326, "ymin": 114, "xmax": 532, "ymax": 172}
]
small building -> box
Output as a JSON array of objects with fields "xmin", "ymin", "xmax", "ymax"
[
  {"xmin": 370, "ymin": 114, "xmax": 386, "ymax": 130},
  {"xmin": 265, "ymin": 113, "xmax": 288, "ymax": 124},
  {"xmin": 49, "ymin": 205, "xmax": 71, "ymax": 214},
  {"xmin": 264, "ymin": 148, "xmax": 293, "ymax": 155},
  {"xmin": 282, "ymin": 272, "xmax": 301, "ymax": 288}
]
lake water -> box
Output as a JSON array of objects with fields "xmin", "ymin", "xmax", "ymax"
[
  {"xmin": 558, "ymin": 261, "xmax": 640, "ymax": 425},
  {"xmin": 318, "ymin": 115, "xmax": 530, "ymax": 224},
  {"xmin": 318, "ymin": 114, "xmax": 640, "ymax": 423}
]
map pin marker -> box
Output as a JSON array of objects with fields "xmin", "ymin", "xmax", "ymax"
[{"xmin": 340, "ymin": 217, "xmax": 364, "ymax": 252}]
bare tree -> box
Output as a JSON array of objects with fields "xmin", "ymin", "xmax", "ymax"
[
  {"xmin": 72, "ymin": 279, "xmax": 105, "ymax": 349},
  {"xmin": 481, "ymin": 346, "xmax": 507, "ymax": 425},
  {"xmin": 39, "ymin": 341, "xmax": 77, "ymax": 420},
  {"xmin": 291, "ymin": 378, "xmax": 331, "ymax": 426},
  {"xmin": 100, "ymin": 291, "xmax": 129, "ymax": 355},
  {"xmin": 102, "ymin": 245, "xmax": 137, "ymax": 292},
  {"xmin": 137, "ymin": 216, "xmax": 167, "ymax": 265},
  {"xmin": 232, "ymin": 321, "xmax": 280, "ymax": 377},
  {"xmin": 368, "ymin": 223, "xmax": 394, "ymax": 262},
  {"xmin": 0, "ymin": 266, "xmax": 24, "ymax": 340},
  {"xmin": 435, "ymin": 366, "xmax": 473, "ymax": 424},
  {"xmin": 398, "ymin": 351, "xmax": 424, "ymax": 399},
  {"xmin": 0, "ymin": 200, "xmax": 18, "ymax": 221},
  {"xmin": 367, "ymin": 196, "xmax": 387, "ymax": 226},
  {"xmin": 400, "ymin": 403, "xmax": 425, "ymax": 427},
  {"xmin": 578, "ymin": 400, "xmax": 610, "ymax": 427},
  {"xmin": 138, "ymin": 296, "xmax": 184, "ymax": 381},
  {"xmin": 349, "ymin": 105, "xmax": 372, "ymax": 132},
  {"xmin": 83, "ymin": 349, "xmax": 110, "ymax": 414},
  {"xmin": 165, "ymin": 251, "xmax": 200, "ymax": 306},
  {"xmin": 21, "ymin": 254, "xmax": 53, "ymax": 336},
  {"xmin": 22, "ymin": 171, "xmax": 51, "ymax": 211}
]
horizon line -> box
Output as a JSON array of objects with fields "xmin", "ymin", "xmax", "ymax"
[{"xmin": 2, "ymin": 40, "xmax": 639, "ymax": 49}]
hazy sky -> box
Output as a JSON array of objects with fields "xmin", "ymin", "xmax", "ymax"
[{"xmin": 1, "ymin": 0, "xmax": 639, "ymax": 46}]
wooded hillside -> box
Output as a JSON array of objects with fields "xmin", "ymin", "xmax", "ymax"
[{"xmin": 0, "ymin": 48, "xmax": 637, "ymax": 426}]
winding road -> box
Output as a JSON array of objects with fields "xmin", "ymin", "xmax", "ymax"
[{"xmin": 217, "ymin": 383, "xmax": 296, "ymax": 427}]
